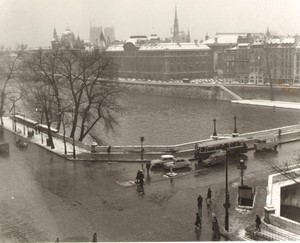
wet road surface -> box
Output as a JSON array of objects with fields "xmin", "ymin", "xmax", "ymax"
[{"xmin": 0, "ymin": 129, "xmax": 300, "ymax": 241}]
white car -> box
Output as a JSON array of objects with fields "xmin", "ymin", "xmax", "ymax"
[
  {"xmin": 151, "ymin": 155, "xmax": 174, "ymax": 167},
  {"xmin": 164, "ymin": 157, "xmax": 191, "ymax": 170}
]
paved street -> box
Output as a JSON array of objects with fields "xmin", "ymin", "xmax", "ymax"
[{"xmin": 1, "ymin": 127, "xmax": 300, "ymax": 241}]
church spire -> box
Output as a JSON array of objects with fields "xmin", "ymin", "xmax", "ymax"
[
  {"xmin": 53, "ymin": 27, "xmax": 58, "ymax": 40},
  {"xmin": 173, "ymin": 6, "xmax": 179, "ymax": 43},
  {"xmin": 187, "ymin": 29, "xmax": 191, "ymax": 43}
]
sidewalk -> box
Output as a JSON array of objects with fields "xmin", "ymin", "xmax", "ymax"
[
  {"xmin": 2, "ymin": 116, "xmax": 91, "ymax": 161},
  {"xmin": 232, "ymin": 99, "xmax": 300, "ymax": 110},
  {"xmin": 212, "ymin": 171, "xmax": 300, "ymax": 241}
]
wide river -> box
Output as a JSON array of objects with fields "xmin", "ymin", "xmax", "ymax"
[{"xmin": 98, "ymin": 92, "xmax": 300, "ymax": 146}]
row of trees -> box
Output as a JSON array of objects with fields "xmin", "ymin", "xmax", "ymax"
[{"xmin": 0, "ymin": 47, "xmax": 122, "ymax": 150}]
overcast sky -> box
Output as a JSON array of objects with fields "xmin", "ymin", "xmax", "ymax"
[{"xmin": 1, "ymin": 0, "xmax": 300, "ymax": 48}]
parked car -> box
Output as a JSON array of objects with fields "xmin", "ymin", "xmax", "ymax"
[
  {"xmin": 151, "ymin": 154, "xmax": 174, "ymax": 167},
  {"xmin": 202, "ymin": 150, "xmax": 226, "ymax": 167},
  {"xmin": 16, "ymin": 137, "xmax": 28, "ymax": 148},
  {"xmin": 164, "ymin": 157, "xmax": 191, "ymax": 170},
  {"xmin": 254, "ymin": 136, "xmax": 279, "ymax": 152}
]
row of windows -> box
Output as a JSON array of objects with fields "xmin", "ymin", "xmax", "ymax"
[{"xmin": 169, "ymin": 63, "xmax": 209, "ymax": 72}]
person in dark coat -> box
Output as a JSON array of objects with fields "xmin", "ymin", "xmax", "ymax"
[
  {"xmin": 195, "ymin": 212, "xmax": 201, "ymax": 228},
  {"xmin": 92, "ymin": 232, "xmax": 97, "ymax": 242},
  {"xmin": 212, "ymin": 216, "xmax": 220, "ymax": 240},
  {"xmin": 206, "ymin": 197, "xmax": 212, "ymax": 215},
  {"xmin": 207, "ymin": 188, "xmax": 212, "ymax": 199},
  {"xmin": 255, "ymin": 215, "xmax": 261, "ymax": 231},
  {"xmin": 136, "ymin": 170, "xmax": 144, "ymax": 185},
  {"xmin": 197, "ymin": 195, "xmax": 203, "ymax": 214},
  {"xmin": 146, "ymin": 161, "xmax": 151, "ymax": 176}
]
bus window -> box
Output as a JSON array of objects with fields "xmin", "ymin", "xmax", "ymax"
[
  {"xmin": 200, "ymin": 147, "xmax": 206, "ymax": 152},
  {"xmin": 216, "ymin": 145, "xmax": 222, "ymax": 150},
  {"xmin": 207, "ymin": 146, "xmax": 215, "ymax": 152}
]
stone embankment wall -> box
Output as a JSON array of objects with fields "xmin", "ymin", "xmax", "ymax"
[
  {"xmin": 118, "ymin": 81, "xmax": 237, "ymax": 101},
  {"xmin": 116, "ymin": 80, "xmax": 300, "ymax": 102}
]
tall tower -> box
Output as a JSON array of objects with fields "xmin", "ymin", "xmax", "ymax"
[{"xmin": 173, "ymin": 6, "xmax": 179, "ymax": 43}]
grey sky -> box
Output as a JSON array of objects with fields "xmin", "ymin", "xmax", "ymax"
[{"xmin": 0, "ymin": 0, "xmax": 300, "ymax": 48}]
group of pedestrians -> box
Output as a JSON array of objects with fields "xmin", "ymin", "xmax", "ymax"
[{"xmin": 195, "ymin": 188, "xmax": 220, "ymax": 240}]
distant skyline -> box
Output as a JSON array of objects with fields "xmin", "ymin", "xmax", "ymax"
[{"xmin": 1, "ymin": 0, "xmax": 300, "ymax": 48}]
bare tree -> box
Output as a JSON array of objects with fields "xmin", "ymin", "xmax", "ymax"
[
  {"xmin": 18, "ymin": 48, "xmax": 65, "ymax": 130},
  {"xmin": 264, "ymin": 156, "xmax": 300, "ymax": 184},
  {"xmin": 20, "ymin": 75, "xmax": 58, "ymax": 149},
  {"xmin": 57, "ymin": 49, "xmax": 121, "ymax": 141},
  {"xmin": 19, "ymin": 48, "xmax": 121, "ymax": 145},
  {"xmin": 0, "ymin": 44, "xmax": 27, "ymax": 125}
]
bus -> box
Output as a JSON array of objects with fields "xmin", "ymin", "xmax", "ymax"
[{"xmin": 194, "ymin": 137, "xmax": 248, "ymax": 161}]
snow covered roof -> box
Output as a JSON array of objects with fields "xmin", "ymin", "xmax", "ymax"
[
  {"xmin": 203, "ymin": 34, "xmax": 248, "ymax": 45},
  {"xmin": 106, "ymin": 44, "xmax": 124, "ymax": 51},
  {"xmin": 63, "ymin": 28, "xmax": 73, "ymax": 35},
  {"xmin": 281, "ymin": 37, "xmax": 295, "ymax": 44},
  {"xmin": 139, "ymin": 42, "xmax": 211, "ymax": 51}
]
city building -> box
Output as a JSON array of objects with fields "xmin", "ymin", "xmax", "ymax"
[
  {"xmin": 51, "ymin": 27, "xmax": 84, "ymax": 50},
  {"xmin": 203, "ymin": 33, "xmax": 263, "ymax": 78},
  {"xmin": 90, "ymin": 25, "xmax": 102, "ymax": 44},
  {"xmin": 106, "ymin": 37, "xmax": 213, "ymax": 80},
  {"xmin": 223, "ymin": 33, "xmax": 300, "ymax": 84},
  {"xmin": 264, "ymin": 167, "xmax": 300, "ymax": 235},
  {"xmin": 104, "ymin": 26, "xmax": 115, "ymax": 42}
]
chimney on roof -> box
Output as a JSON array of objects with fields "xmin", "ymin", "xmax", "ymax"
[
  {"xmin": 205, "ymin": 33, "xmax": 209, "ymax": 41},
  {"xmin": 214, "ymin": 36, "xmax": 218, "ymax": 44}
]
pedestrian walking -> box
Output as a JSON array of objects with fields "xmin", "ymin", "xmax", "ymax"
[
  {"xmin": 107, "ymin": 145, "xmax": 111, "ymax": 154},
  {"xmin": 197, "ymin": 195, "xmax": 203, "ymax": 214},
  {"xmin": 55, "ymin": 237, "xmax": 59, "ymax": 242},
  {"xmin": 146, "ymin": 161, "xmax": 151, "ymax": 176},
  {"xmin": 136, "ymin": 170, "xmax": 145, "ymax": 193},
  {"xmin": 92, "ymin": 232, "xmax": 97, "ymax": 242},
  {"xmin": 255, "ymin": 215, "xmax": 261, "ymax": 232},
  {"xmin": 195, "ymin": 212, "xmax": 201, "ymax": 229},
  {"xmin": 206, "ymin": 197, "xmax": 212, "ymax": 215},
  {"xmin": 212, "ymin": 216, "xmax": 220, "ymax": 241},
  {"xmin": 207, "ymin": 188, "xmax": 212, "ymax": 199}
]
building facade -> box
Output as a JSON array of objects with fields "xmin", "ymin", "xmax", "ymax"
[
  {"xmin": 223, "ymin": 35, "xmax": 300, "ymax": 84},
  {"xmin": 106, "ymin": 38, "xmax": 213, "ymax": 80}
]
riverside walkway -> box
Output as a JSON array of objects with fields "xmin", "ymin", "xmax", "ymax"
[{"xmin": 2, "ymin": 105, "xmax": 300, "ymax": 162}]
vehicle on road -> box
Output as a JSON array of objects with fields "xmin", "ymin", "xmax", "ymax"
[
  {"xmin": 16, "ymin": 137, "xmax": 28, "ymax": 148},
  {"xmin": 182, "ymin": 78, "xmax": 190, "ymax": 83},
  {"xmin": 164, "ymin": 157, "xmax": 191, "ymax": 170},
  {"xmin": 0, "ymin": 143, "xmax": 9, "ymax": 154},
  {"xmin": 151, "ymin": 154, "xmax": 174, "ymax": 167},
  {"xmin": 202, "ymin": 150, "xmax": 226, "ymax": 166},
  {"xmin": 254, "ymin": 136, "xmax": 278, "ymax": 152},
  {"xmin": 195, "ymin": 137, "xmax": 248, "ymax": 161}
]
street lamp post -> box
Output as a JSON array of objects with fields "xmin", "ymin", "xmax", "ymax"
[
  {"xmin": 223, "ymin": 155, "xmax": 231, "ymax": 231},
  {"xmin": 71, "ymin": 109, "xmax": 76, "ymax": 159},
  {"xmin": 12, "ymin": 98, "xmax": 16, "ymax": 132},
  {"xmin": 212, "ymin": 118, "xmax": 218, "ymax": 140},
  {"xmin": 232, "ymin": 116, "xmax": 239, "ymax": 137},
  {"xmin": 140, "ymin": 136, "xmax": 144, "ymax": 161},
  {"xmin": 23, "ymin": 113, "xmax": 26, "ymax": 135},
  {"xmin": 36, "ymin": 108, "xmax": 44, "ymax": 144},
  {"xmin": 237, "ymin": 159, "xmax": 247, "ymax": 186}
]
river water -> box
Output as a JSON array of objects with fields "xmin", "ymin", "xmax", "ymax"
[{"xmin": 98, "ymin": 93, "xmax": 300, "ymax": 146}]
